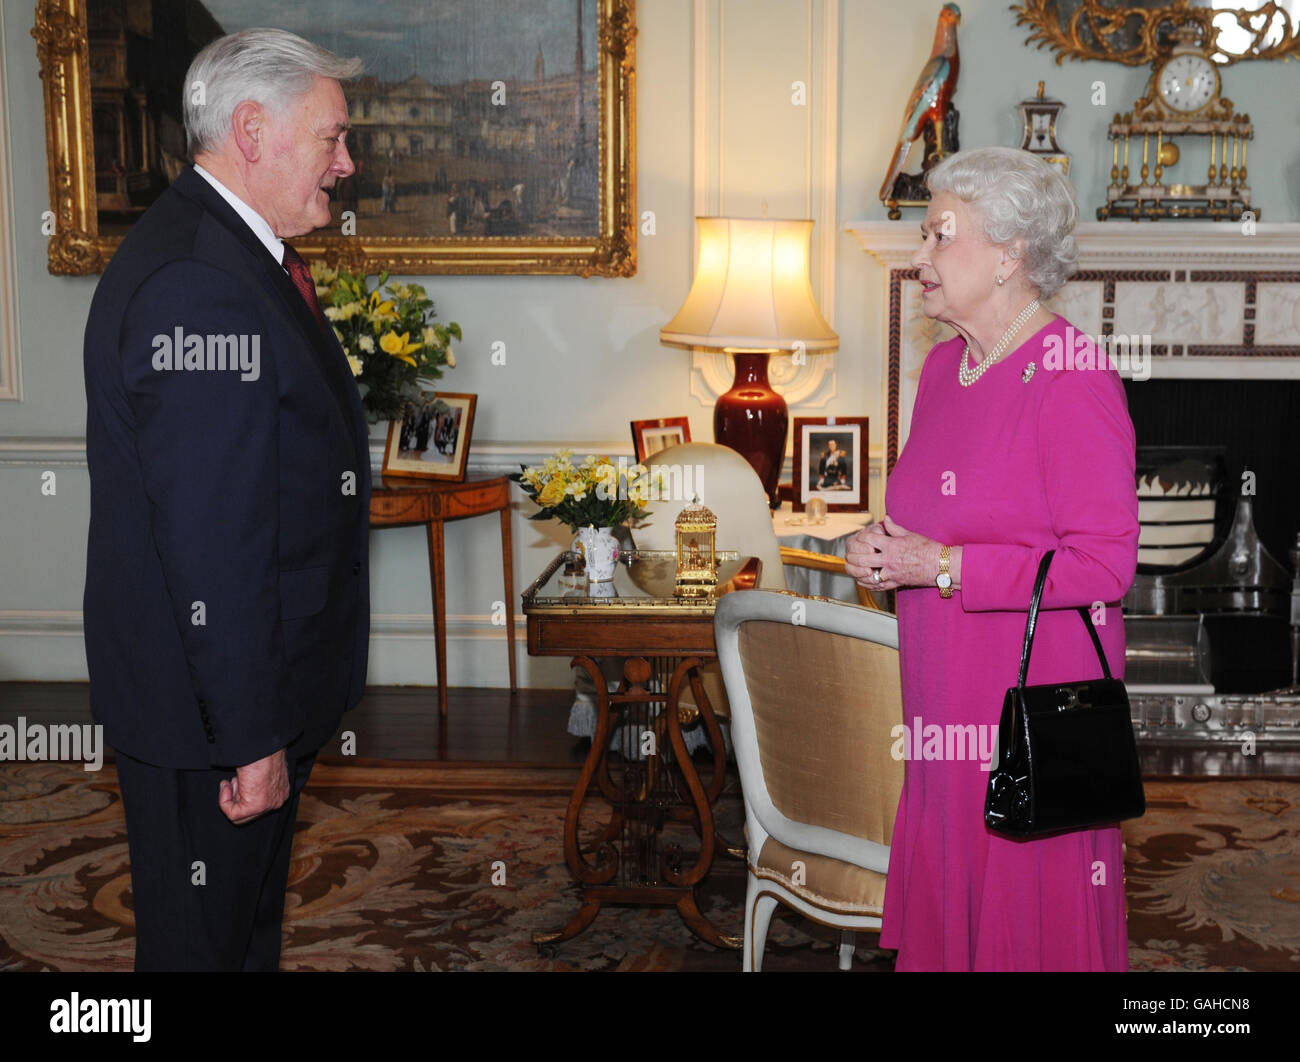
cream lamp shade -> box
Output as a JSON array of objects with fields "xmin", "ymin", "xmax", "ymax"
[
  {"xmin": 660, "ymin": 217, "xmax": 837, "ymax": 507},
  {"xmin": 659, "ymin": 217, "xmax": 838, "ymax": 353}
]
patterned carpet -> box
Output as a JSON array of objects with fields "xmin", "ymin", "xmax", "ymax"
[{"xmin": 1, "ymin": 761, "xmax": 1298, "ymax": 971}]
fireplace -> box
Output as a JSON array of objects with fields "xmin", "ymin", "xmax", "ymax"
[
  {"xmin": 850, "ymin": 219, "xmax": 1300, "ymax": 769},
  {"xmin": 1123, "ymin": 378, "xmax": 1299, "ymax": 572}
]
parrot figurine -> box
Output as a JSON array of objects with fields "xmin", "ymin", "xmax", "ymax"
[{"xmin": 879, "ymin": 3, "xmax": 962, "ymax": 207}]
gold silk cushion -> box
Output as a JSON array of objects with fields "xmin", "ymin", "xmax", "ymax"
[{"xmin": 737, "ymin": 620, "xmax": 903, "ymax": 845}]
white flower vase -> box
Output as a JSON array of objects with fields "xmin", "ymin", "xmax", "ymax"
[{"xmin": 573, "ymin": 526, "xmax": 619, "ymax": 582}]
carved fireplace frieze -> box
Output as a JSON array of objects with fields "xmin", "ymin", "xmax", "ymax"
[{"xmin": 847, "ymin": 220, "xmax": 1300, "ymax": 476}]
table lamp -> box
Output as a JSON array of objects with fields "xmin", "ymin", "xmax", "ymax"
[{"xmin": 660, "ymin": 217, "xmax": 838, "ymax": 506}]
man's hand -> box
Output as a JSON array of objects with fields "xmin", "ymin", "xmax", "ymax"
[{"xmin": 218, "ymin": 748, "xmax": 290, "ymax": 824}]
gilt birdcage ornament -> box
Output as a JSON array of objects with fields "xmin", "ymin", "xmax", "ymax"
[{"xmin": 674, "ymin": 502, "xmax": 718, "ymax": 597}]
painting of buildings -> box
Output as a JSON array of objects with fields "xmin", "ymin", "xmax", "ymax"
[{"xmin": 86, "ymin": 0, "xmax": 602, "ymax": 240}]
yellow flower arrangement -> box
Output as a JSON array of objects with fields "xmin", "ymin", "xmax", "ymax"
[
  {"xmin": 510, "ymin": 451, "xmax": 658, "ymax": 532},
  {"xmin": 312, "ymin": 263, "xmax": 462, "ymax": 422}
]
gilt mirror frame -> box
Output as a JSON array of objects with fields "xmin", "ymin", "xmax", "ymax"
[
  {"xmin": 1013, "ymin": 0, "xmax": 1300, "ymax": 65},
  {"xmin": 32, "ymin": 0, "xmax": 637, "ymax": 277}
]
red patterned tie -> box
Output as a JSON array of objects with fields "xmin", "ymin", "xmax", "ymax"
[{"xmin": 281, "ymin": 242, "xmax": 330, "ymax": 338}]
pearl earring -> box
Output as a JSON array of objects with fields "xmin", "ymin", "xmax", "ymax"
[{"xmin": 995, "ymin": 276, "xmax": 1004, "ymax": 286}]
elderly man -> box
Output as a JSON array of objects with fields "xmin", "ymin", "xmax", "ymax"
[{"xmin": 83, "ymin": 29, "xmax": 370, "ymax": 971}]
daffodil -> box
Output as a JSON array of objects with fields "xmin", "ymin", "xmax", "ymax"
[
  {"xmin": 368, "ymin": 290, "xmax": 398, "ymax": 321},
  {"xmin": 538, "ymin": 477, "xmax": 567, "ymax": 508},
  {"xmin": 346, "ymin": 354, "xmax": 363, "ymax": 377},
  {"xmin": 379, "ymin": 331, "xmax": 423, "ymax": 366}
]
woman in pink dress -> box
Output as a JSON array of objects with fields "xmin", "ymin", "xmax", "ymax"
[{"xmin": 846, "ymin": 147, "xmax": 1139, "ymax": 971}]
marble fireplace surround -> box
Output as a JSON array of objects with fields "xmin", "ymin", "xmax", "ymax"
[{"xmin": 847, "ymin": 221, "xmax": 1300, "ymax": 476}]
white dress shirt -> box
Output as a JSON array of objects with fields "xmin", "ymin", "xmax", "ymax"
[{"xmin": 193, "ymin": 163, "xmax": 285, "ymax": 266}]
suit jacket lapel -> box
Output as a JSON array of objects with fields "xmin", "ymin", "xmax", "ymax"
[{"xmin": 171, "ymin": 168, "xmax": 368, "ymax": 455}]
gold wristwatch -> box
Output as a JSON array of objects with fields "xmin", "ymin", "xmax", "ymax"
[{"xmin": 936, "ymin": 545, "xmax": 953, "ymax": 598}]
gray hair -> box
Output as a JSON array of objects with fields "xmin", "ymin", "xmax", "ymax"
[
  {"xmin": 183, "ymin": 28, "xmax": 363, "ymax": 157},
  {"xmin": 925, "ymin": 146, "xmax": 1079, "ymax": 299}
]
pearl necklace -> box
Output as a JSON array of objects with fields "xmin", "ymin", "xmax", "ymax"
[{"xmin": 957, "ymin": 299, "xmax": 1041, "ymax": 387}]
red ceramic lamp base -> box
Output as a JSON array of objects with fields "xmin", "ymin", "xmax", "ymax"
[{"xmin": 713, "ymin": 351, "xmax": 788, "ymax": 508}]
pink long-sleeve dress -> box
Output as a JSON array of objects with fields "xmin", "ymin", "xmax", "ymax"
[{"xmin": 878, "ymin": 315, "xmax": 1139, "ymax": 971}]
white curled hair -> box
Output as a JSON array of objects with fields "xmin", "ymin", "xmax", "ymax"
[
  {"xmin": 183, "ymin": 28, "xmax": 363, "ymax": 157},
  {"xmin": 925, "ymin": 146, "xmax": 1079, "ymax": 299}
]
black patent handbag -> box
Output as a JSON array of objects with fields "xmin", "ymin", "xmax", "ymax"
[{"xmin": 984, "ymin": 550, "xmax": 1145, "ymax": 837}]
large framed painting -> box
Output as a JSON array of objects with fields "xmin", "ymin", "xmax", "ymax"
[{"xmin": 33, "ymin": 0, "xmax": 636, "ymax": 276}]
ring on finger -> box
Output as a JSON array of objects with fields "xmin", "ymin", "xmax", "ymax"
[{"xmin": 872, "ymin": 569, "xmax": 882, "ymax": 583}]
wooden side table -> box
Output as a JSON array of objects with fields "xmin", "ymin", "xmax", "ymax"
[
  {"xmin": 369, "ymin": 474, "xmax": 517, "ymax": 717},
  {"xmin": 522, "ymin": 550, "xmax": 761, "ymax": 951}
]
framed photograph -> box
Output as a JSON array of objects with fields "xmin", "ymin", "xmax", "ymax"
[
  {"xmin": 34, "ymin": 0, "xmax": 636, "ymax": 276},
  {"xmin": 382, "ymin": 392, "xmax": 477, "ymax": 481},
  {"xmin": 630, "ymin": 417, "xmax": 691, "ymax": 463},
  {"xmin": 792, "ymin": 417, "xmax": 868, "ymax": 513}
]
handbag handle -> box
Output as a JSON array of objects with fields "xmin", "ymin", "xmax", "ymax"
[{"xmin": 1016, "ymin": 550, "xmax": 1113, "ymax": 689}]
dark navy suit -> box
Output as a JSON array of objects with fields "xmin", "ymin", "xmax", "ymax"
[{"xmin": 83, "ymin": 166, "xmax": 370, "ymax": 969}]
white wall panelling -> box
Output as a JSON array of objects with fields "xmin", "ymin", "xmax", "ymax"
[
  {"xmin": 847, "ymin": 219, "xmax": 1300, "ymax": 492},
  {"xmin": 688, "ymin": 0, "xmax": 840, "ymax": 411},
  {"xmin": 0, "ymin": 9, "xmax": 23, "ymax": 402}
]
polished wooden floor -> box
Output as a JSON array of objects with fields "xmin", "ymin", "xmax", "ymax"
[
  {"xmin": 0, "ymin": 683, "xmax": 583, "ymax": 765},
  {"xmin": 1, "ymin": 682, "xmax": 1297, "ymax": 774}
]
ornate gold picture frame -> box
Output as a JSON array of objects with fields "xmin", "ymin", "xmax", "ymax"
[
  {"xmin": 33, "ymin": 0, "xmax": 636, "ymax": 277},
  {"xmin": 1013, "ymin": 0, "xmax": 1300, "ymax": 66}
]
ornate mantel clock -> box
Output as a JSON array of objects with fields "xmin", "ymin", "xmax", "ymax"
[
  {"xmin": 1101, "ymin": 26, "xmax": 1252, "ymax": 219},
  {"xmin": 1013, "ymin": 0, "xmax": 1300, "ymax": 222}
]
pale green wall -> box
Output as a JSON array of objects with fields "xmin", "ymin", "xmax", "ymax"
[
  {"xmin": 844, "ymin": 1, "xmax": 1300, "ymax": 223},
  {"xmin": 1, "ymin": 0, "xmax": 1297, "ymax": 686}
]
